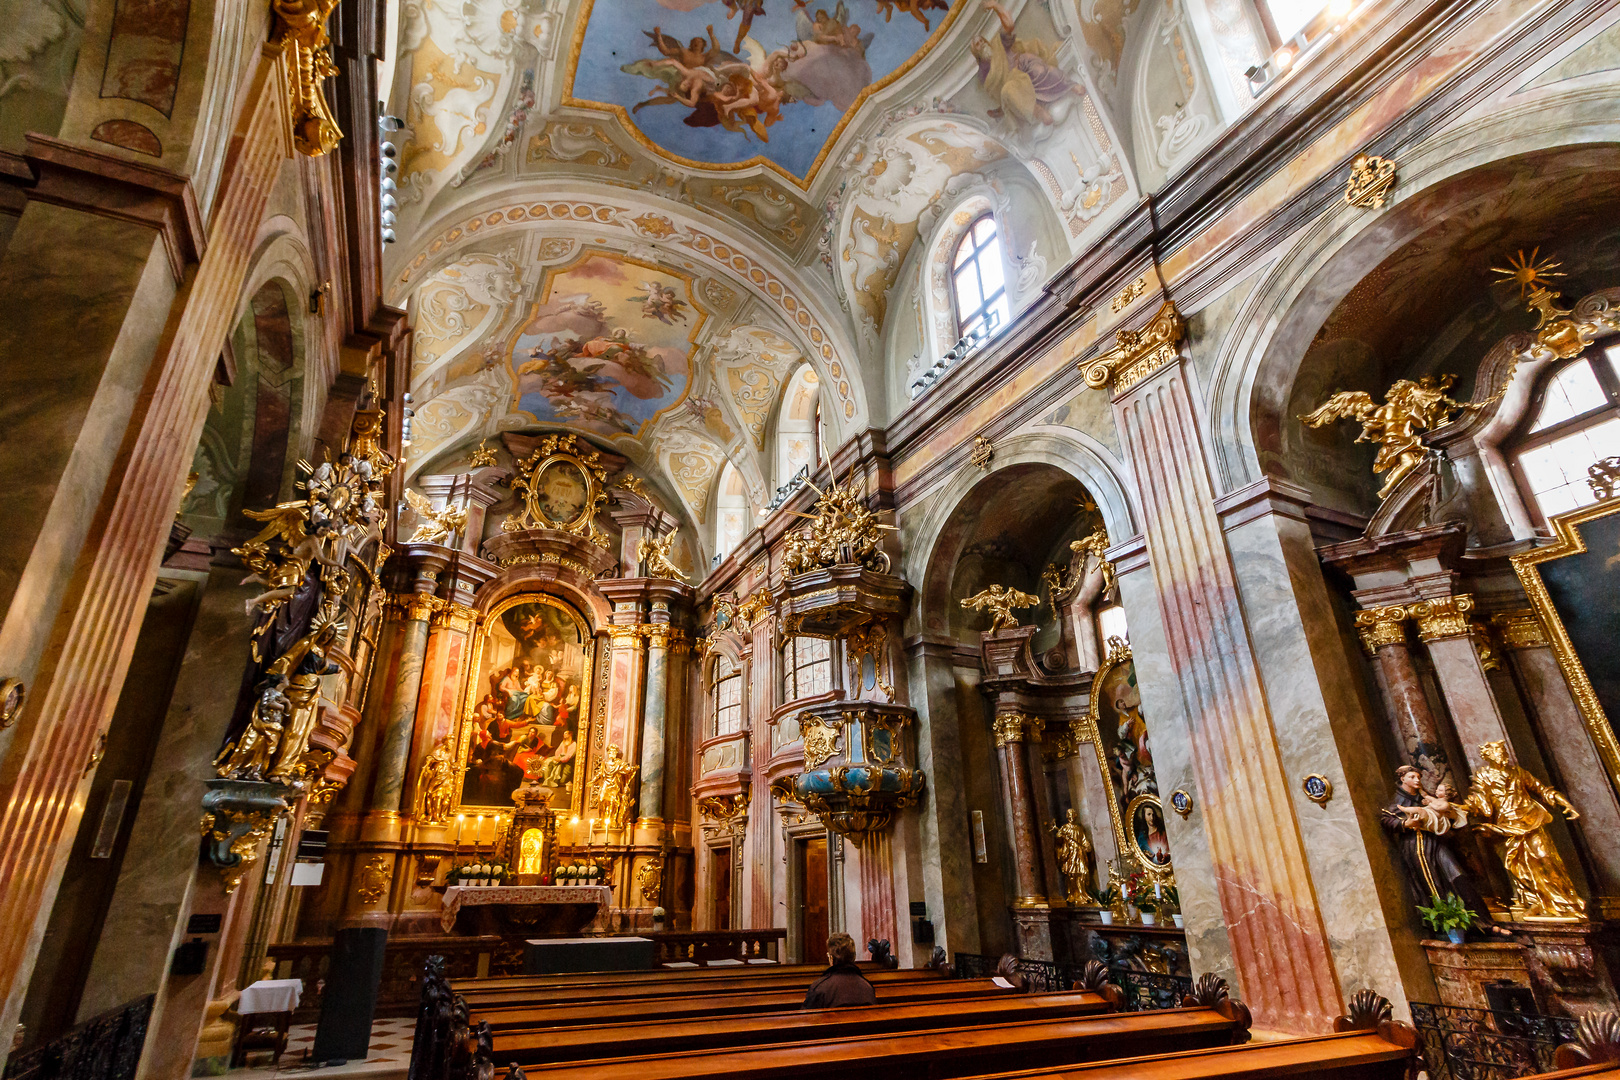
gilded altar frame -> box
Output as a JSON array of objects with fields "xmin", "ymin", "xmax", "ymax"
[
  {"xmin": 451, "ymin": 592, "xmax": 598, "ymax": 816},
  {"xmin": 1512, "ymin": 495, "xmax": 1620, "ymax": 799},
  {"xmin": 1083, "ymin": 641, "xmax": 1175, "ymax": 883}
]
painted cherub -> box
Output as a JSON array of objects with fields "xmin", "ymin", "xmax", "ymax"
[{"xmin": 960, "ymin": 583, "xmax": 1041, "ymax": 632}]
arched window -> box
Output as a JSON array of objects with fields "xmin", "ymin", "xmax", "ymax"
[
  {"xmin": 782, "ymin": 636, "xmax": 831, "ymax": 702},
  {"xmin": 715, "ymin": 461, "xmax": 748, "ymax": 562},
  {"xmin": 952, "ymin": 216, "xmax": 1009, "ymax": 341},
  {"xmin": 777, "ymin": 365, "xmax": 820, "ymax": 488},
  {"xmin": 1508, "ymin": 346, "xmax": 1620, "ymax": 526},
  {"xmin": 712, "ymin": 656, "xmax": 743, "ymax": 737}
]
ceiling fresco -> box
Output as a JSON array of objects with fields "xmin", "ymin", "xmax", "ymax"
[
  {"xmin": 382, "ymin": 0, "xmax": 1264, "ymax": 563},
  {"xmin": 567, "ymin": 0, "xmax": 961, "ymax": 181}
]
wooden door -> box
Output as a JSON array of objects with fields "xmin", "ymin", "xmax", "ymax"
[
  {"xmin": 711, "ymin": 845, "xmax": 732, "ymax": 929},
  {"xmin": 800, "ymin": 836, "xmax": 829, "ymax": 962}
]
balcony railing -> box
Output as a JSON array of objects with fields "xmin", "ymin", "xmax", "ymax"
[{"xmin": 3, "ymin": 995, "xmax": 153, "ymax": 1080}]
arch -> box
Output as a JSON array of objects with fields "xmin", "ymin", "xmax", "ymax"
[
  {"xmin": 902, "ymin": 431, "xmax": 1138, "ymax": 637},
  {"xmin": 471, "ymin": 566, "xmax": 614, "ymax": 632},
  {"xmin": 714, "ymin": 460, "xmax": 749, "ymax": 562},
  {"xmin": 773, "ymin": 364, "xmax": 821, "ymax": 489},
  {"xmin": 1209, "ymin": 97, "xmax": 1620, "ymax": 503}
]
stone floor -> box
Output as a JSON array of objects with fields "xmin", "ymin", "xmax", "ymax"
[{"xmin": 230, "ymin": 1017, "xmax": 415, "ymax": 1079}]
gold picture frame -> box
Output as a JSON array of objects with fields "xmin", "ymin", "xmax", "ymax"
[
  {"xmin": 452, "ymin": 592, "xmax": 597, "ymax": 815},
  {"xmin": 1512, "ymin": 494, "xmax": 1620, "ymax": 799},
  {"xmin": 1084, "ymin": 639, "xmax": 1174, "ymax": 882}
]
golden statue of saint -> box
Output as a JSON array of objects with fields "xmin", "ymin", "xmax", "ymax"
[
  {"xmin": 637, "ymin": 527, "xmax": 688, "ymax": 581},
  {"xmin": 1300, "ymin": 375, "xmax": 1489, "ymax": 499},
  {"xmin": 592, "ymin": 744, "xmax": 639, "ymax": 831},
  {"xmin": 417, "ymin": 739, "xmax": 454, "ymax": 825},
  {"xmin": 1049, "ymin": 808, "xmax": 1093, "ymax": 902},
  {"xmin": 215, "ymin": 676, "xmax": 290, "ymax": 781},
  {"xmin": 1463, "ymin": 740, "xmax": 1586, "ymax": 921}
]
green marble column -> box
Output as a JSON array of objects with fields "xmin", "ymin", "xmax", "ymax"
[
  {"xmin": 370, "ymin": 595, "xmax": 439, "ymax": 813},
  {"xmin": 637, "ymin": 629, "xmax": 670, "ymax": 821}
]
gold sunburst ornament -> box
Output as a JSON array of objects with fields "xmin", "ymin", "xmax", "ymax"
[{"xmin": 1492, "ymin": 248, "xmax": 1587, "ymax": 360}]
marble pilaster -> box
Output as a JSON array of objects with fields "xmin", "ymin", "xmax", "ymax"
[
  {"xmin": 1412, "ymin": 595, "xmax": 1512, "ymax": 774},
  {"xmin": 369, "ymin": 593, "xmax": 439, "ymax": 821},
  {"xmin": 992, "ymin": 712, "xmax": 1048, "ymax": 907},
  {"xmin": 1106, "ymin": 340, "xmax": 1340, "ymax": 1032},
  {"xmin": 856, "ymin": 829, "xmax": 898, "ymax": 954},
  {"xmin": 638, "ymin": 628, "xmax": 671, "ymax": 822}
]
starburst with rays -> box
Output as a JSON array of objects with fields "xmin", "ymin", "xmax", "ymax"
[{"xmin": 1491, "ymin": 247, "xmax": 1566, "ymax": 299}]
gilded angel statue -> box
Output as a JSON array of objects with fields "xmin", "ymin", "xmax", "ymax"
[
  {"xmin": 1299, "ymin": 374, "xmax": 1488, "ymax": 499},
  {"xmin": 637, "ymin": 527, "xmax": 688, "ymax": 581},
  {"xmin": 961, "ymin": 583, "xmax": 1041, "ymax": 632},
  {"xmin": 403, "ymin": 489, "xmax": 468, "ymax": 546}
]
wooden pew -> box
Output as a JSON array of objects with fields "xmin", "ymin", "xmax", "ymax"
[
  {"xmin": 961, "ymin": 1030, "xmax": 1415, "ymax": 1080},
  {"xmin": 454, "ymin": 967, "xmax": 945, "ymax": 1010},
  {"xmin": 485, "ymin": 989, "xmax": 1114, "ymax": 1064},
  {"xmin": 472, "ymin": 978, "xmax": 1027, "ymax": 1032}
]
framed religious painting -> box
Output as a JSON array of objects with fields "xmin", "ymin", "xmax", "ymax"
[
  {"xmin": 1513, "ymin": 493, "xmax": 1620, "ymax": 798},
  {"xmin": 1085, "ymin": 639, "xmax": 1173, "ymax": 880},
  {"xmin": 453, "ymin": 593, "xmax": 596, "ymax": 814}
]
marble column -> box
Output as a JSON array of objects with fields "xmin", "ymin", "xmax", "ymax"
[
  {"xmin": 369, "ymin": 593, "xmax": 441, "ymax": 822},
  {"xmin": 1410, "ymin": 595, "xmax": 1511, "ymax": 773},
  {"xmin": 604, "ymin": 626, "xmax": 647, "ymax": 824},
  {"xmin": 1495, "ymin": 611, "xmax": 1620, "ymax": 909},
  {"xmin": 1355, "ymin": 606, "xmax": 1456, "ymax": 792},
  {"xmin": 638, "ymin": 629, "xmax": 670, "ymax": 822},
  {"xmin": 405, "ymin": 601, "xmax": 475, "ymax": 818},
  {"xmin": 856, "ymin": 830, "xmax": 897, "ymax": 952},
  {"xmin": 1100, "ymin": 319, "xmax": 1340, "ymax": 1032},
  {"xmin": 992, "ymin": 712, "xmax": 1047, "ymax": 906}
]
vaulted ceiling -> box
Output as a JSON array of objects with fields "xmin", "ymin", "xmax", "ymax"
[{"xmin": 382, "ymin": 0, "xmax": 1260, "ymax": 560}]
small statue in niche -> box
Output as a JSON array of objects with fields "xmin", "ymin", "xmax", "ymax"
[
  {"xmin": 1463, "ymin": 740, "xmax": 1586, "ymax": 921},
  {"xmin": 637, "ymin": 527, "xmax": 688, "ymax": 581},
  {"xmin": 417, "ymin": 738, "xmax": 455, "ymax": 824},
  {"xmin": 960, "ymin": 584, "xmax": 1041, "ymax": 632},
  {"xmin": 593, "ymin": 744, "xmax": 639, "ymax": 831},
  {"xmin": 215, "ymin": 675, "xmax": 291, "ymax": 781},
  {"xmin": 1049, "ymin": 808, "xmax": 1094, "ymax": 902}
]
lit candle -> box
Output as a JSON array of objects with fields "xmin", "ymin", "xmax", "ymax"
[
  {"xmin": 475, "ymin": 814, "xmax": 485, "ymax": 848},
  {"xmin": 455, "ymin": 814, "xmax": 465, "ymax": 846},
  {"xmin": 571, "ymin": 815, "xmax": 580, "ymax": 848},
  {"xmin": 1155, "ymin": 882, "xmax": 1162, "ymax": 899}
]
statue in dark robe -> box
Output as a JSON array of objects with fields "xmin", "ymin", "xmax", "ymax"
[{"xmin": 1380, "ymin": 764, "xmax": 1509, "ymax": 938}]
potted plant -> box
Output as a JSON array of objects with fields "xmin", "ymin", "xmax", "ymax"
[
  {"xmin": 1160, "ymin": 885, "xmax": 1183, "ymax": 928},
  {"xmin": 1094, "ymin": 885, "xmax": 1119, "ymax": 924},
  {"xmin": 1418, "ymin": 892, "xmax": 1477, "ymax": 944},
  {"xmin": 489, "ymin": 863, "xmax": 506, "ymax": 886}
]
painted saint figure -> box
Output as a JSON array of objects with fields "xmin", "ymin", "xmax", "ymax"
[{"xmin": 970, "ymin": 0, "xmax": 1078, "ymax": 132}]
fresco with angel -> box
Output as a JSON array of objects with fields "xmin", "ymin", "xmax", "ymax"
[
  {"xmin": 568, "ymin": 0, "xmax": 957, "ymax": 178},
  {"xmin": 507, "ymin": 253, "xmax": 700, "ymax": 437}
]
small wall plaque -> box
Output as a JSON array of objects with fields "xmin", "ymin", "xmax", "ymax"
[
  {"xmin": 1169, "ymin": 789, "xmax": 1193, "ymax": 819},
  {"xmin": 1302, "ymin": 774, "xmax": 1333, "ymax": 805}
]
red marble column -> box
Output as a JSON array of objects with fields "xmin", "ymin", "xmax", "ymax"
[
  {"xmin": 1105, "ymin": 331, "xmax": 1340, "ymax": 1032},
  {"xmin": 1355, "ymin": 607, "xmax": 1456, "ymax": 792},
  {"xmin": 992, "ymin": 713, "xmax": 1048, "ymax": 906},
  {"xmin": 856, "ymin": 830, "xmax": 897, "ymax": 951}
]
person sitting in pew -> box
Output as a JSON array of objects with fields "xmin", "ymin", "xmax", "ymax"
[{"xmin": 803, "ymin": 933, "xmax": 876, "ymax": 1009}]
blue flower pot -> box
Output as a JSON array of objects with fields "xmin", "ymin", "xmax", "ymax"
[{"xmin": 1447, "ymin": 928, "xmax": 1465, "ymax": 944}]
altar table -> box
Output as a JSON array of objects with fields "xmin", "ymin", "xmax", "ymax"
[{"xmin": 440, "ymin": 884, "xmax": 613, "ymax": 935}]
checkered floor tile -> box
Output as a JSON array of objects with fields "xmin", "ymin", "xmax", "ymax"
[{"xmin": 230, "ymin": 1018, "xmax": 415, "ymax": 1079}]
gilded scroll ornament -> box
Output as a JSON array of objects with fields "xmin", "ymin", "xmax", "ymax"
[
  {"xmin": 637, "ymin": 527, "xmax": 689, "ymax": 581},
  {"xmin": 271, "ymin": 0, "xmax": 344, "ymax": 157},
  {"xmin": 356, "ymin": 855, "xmax": 392, "ymax": 906},
  {"xmin": 1463, "ymin": 740, "xmax": 1586, "ymax": 921},
  {"xmin": 1301, "ymin": 376, "xmax": 1496, "ymax": 499},
  {"xmin": 637, "ymin": 851, "xmax": 665, "ymax": 904},
  {"xmin": 468, "ymin": 439, "xmax": 499, "ymax": 469},
  {"xmin": 1492, "ymin": 248, "xmax": 1620, "ymax": 363},
  {"xmin": 736, "ymin": 588, "xmax": 774, "ymax": 629},
  {"xmin": 1111, "ymin": 276, "xmax": 1147, "ymax": 313},
  {"xmin": 1049, "ymin": 808, "xmax": 1093, "ymax": 902},
  {"xmin": 1078, "ymin": 301, "xmax": 1183, "ymax": 393},
  {"xmin": 1344, "ymin": 153, "xmax": 1397, "ymax": 209},
  {"xmin": 969, "ymin": 435, "xmax": 994, "ymax": 472},
  {"xmin": 591, "ymin": 744, "xmax": 638, "ymax": 831},
  {"xmin": 1589, "ymin": 457, "xmax": 1620, "ymax": 501},
  {"xmin": 417, "ymin": 737, "xmax": 455, "ymax": 824},
  {"xmin": 780, "ymin": 469, "xmax": 897, "ymax": 576},
  {"xmin": 800, "ymin": 715, "xmax": 844, "ymax": 769},
  {"xmin": 1353, "ymin": 605, "xmax": 1409, "ymax": 653},
  {"xmin": 403, "ymin": 489, "xmax": 468, "ymax": 546},
  {"xmin": 961, "ymin": 584, "xmax": 1041, "ymax": 632}
]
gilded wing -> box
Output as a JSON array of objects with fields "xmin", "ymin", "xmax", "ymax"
[
  {"xmin": 1005, "ymin": 587, "xmax": 1041, "ymax": 609},
  {"xmin": 1299, "ymin": 390, "xmax": 1376, "ymax": 429},
  {"xmin": 959, "ymin": 589, "xmax": 997, "ymax": 612},
  {"xmin": 240, "ymin": 501, "xmax": 311, "ymax": 548},
  {"xmin": 403, "ymin": 488, "xmax": 435, "ymax": 516}
]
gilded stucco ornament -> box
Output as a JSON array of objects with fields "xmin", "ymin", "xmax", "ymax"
[
  {"xmin": 1344, "ymin": 153, "xmax": 1397, "ymax": 209},
  {"xmin": 800, "ymin": 714, "xmax": 844, "ymax": 769},
  {"xmin": 1493, "ymin": 249, "xmax": 1620, "ymax": 363},
  {"xmin": 1078, "ymin": 301, "xmax": 1183, "ymax": 393},
  {"xmin": 502, "ymin": 434, "xmax": 611, "ymax": 547},
  {"xmin": 637, "ymin": 850, "xmax": 665, "ymax": 904},
  {"xmin": 356, "ymin": 855, "xmax": 392, "ymax": 905},
  {"xmin": 780, "ymin": 469, "xmax": 897, "ymax": 576},
  {"xmin": 403, "ymin": 489, "xmax": 468, "ymax": 545},
  {"xmin": 1302, "ymin": 377, "xmax": 1500, "ymax": 499},
  {"xmin": 961, "ymin": 584, "xmax": 1040, "ymax": 632},
  {"xmin": 969, "ymin": 435, "xmax": 994, "ymax": 472},
  {"xmin": 271, "ymin": 0, "xmax": 344, "ymax": 156},
  {"xmin": 0, "ymin": 678, "xmax": 23, "ymax": 730},
  {"xmin": 200, "ymin": 780, "xmax": 290, "ymax": 893},
  {"xmin": 1588, "ymin": 458, "xmax": 1620, "ymax": 500}
]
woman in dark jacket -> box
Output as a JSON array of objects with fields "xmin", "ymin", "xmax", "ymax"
[{"xmin": 803, "ymin": 933, "xmax": 876, "ymax": 1008}]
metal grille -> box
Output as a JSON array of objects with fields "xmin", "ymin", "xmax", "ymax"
[
  {"xmin": 4, "ymin": 995, "xmax": 154, "ymax": 1080},
  {"xmin": 951, "ymin": 953, "xmax": 1189, "ymax": 1007},
  {"xmin": 1410, "ymin": 1002, "xmax": 1577, "ymax": 1080}
]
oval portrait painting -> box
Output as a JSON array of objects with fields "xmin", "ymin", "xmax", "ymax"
[
  {"xmin": 1129, "ymin": 795, "xmax": 1173, "ymax": 867},
  {"xmin": 536, "ymin": 459, "xmax": 589, "ymax": 527}
]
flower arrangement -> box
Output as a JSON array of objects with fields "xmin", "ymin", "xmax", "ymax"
[
  {"xmin": 555, "ymin": 861, "xmax": 604, "ymax": 884},
  {"xmin": 454, "ymin": 862, "xmax": 507, "ymax": 886},
  {"xmin": 1417, "ymin": 892, "xmax": 1476, "ymax": 943}
]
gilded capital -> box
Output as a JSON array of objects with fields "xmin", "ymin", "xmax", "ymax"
[
  {"xmin": 432, "ymin": 601, "xmax": 478, "ymax": 634},
  {"xmin": 1410, "ymin": 594, "xmax": 1475, "ymax": 642},
  {"xmin": 401, "ymin": 594, "xmax": 446, "ymax": 623},
  {"xmin": 1077, "ymin": 301, "xmax": 1183, "ymax": 394},
  {"xmin": 1491, "ymin": 609, "xmax": 1549, "ymax": 651},
  {"xmin": 993, "ymin": 712, "xmax": 1043, "ymax": 747},
  {"xmin": 1353, "ymin": 605, "xmax": 1409, "ymax": 654}
]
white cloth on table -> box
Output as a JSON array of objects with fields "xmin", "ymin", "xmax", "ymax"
[
  {"xmin": 708, "ymin": 958, "xmax": 745, "ymax": 966},
  {"xmin": 662, "ymin": 961, "xmax": 701, "ymax": 968},
  {"xmin": 238, "ymin": 979, "xmax": 303, "ymax": 1015},
  {"xmin": 746, "ymin": 959, "xmax": 779, "ymax": 965}
]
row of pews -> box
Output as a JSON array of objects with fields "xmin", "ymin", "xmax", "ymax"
[{"xmin": 407, "ymin": 952, "xmax": 1620, "ymax": 1080}]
